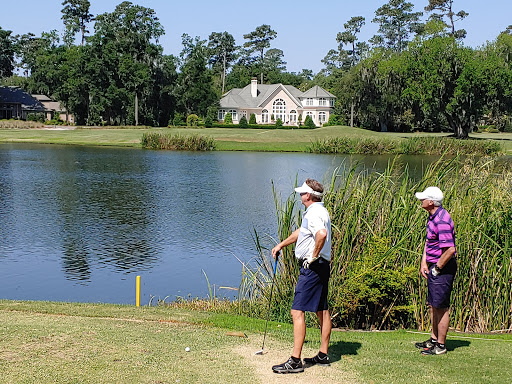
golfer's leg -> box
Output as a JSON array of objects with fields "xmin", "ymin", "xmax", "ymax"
[
  {"xmin": 316, "ymin": 310, "xmax": 332, "ymax": 354},
  {"xmin": 430, "ymin": 306, "xmax": 439, "ymax": 341},
  {"xmin": 435, "ymin": 308, "xmax": 449, "ymax": 344},
  {"xmin": 291, "ymin": 309, "xmax": 306, "ymax": 358}
]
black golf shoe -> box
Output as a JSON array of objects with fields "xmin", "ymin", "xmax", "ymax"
[
  {"xmin": 303, "ymin": 353, "xmax": 331, "ymax": 368},
  {"xmin": 415, "ymin": 338, "xmax": 436, "ymax": 349},
  {"xmin": 272, "ymin": 356, "xmax": 304, "ymax": 374},
  {"xmin": 421, "ymin": 343, "xmax": 447, "ymax": 355}
]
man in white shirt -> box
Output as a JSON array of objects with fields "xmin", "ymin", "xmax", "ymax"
[{"xmin": 271, "ymin": 178, "xmax": 332, "ymax": 374}]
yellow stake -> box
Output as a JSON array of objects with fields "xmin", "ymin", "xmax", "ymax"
[{"xmin": 136, "ymin": 275, "xmax": 141, "ymax": 307}]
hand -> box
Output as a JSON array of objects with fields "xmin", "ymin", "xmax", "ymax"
[
  {"xmin": 302, "ymin": 255, "xmax": 318, "ymax": 269},
  {"xmin": 420, "ymin": 262, "xmax": 429, "ymax": 279},
  {"xmin": 271, "ymin": 246, "xmax": 281, "ymax": 259}
]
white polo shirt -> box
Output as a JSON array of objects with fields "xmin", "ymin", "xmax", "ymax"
[{"xmin": 295, "ymin": 202, "xmax": 331, "ymax": 261}]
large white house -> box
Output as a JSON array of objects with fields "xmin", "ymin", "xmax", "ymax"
[{"xmin": 219, "ymin": 79, "xmax": 336, "ymax": 126}]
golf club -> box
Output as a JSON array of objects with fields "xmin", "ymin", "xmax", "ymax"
[{"xmin": 255, "ymin": 250, "xmax": 279, "ymax": 355}]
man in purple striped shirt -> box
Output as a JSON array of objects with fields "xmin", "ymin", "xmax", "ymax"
[{"xmin": 415, "ymin": 186, "xmax": 457, "ymax": 355}]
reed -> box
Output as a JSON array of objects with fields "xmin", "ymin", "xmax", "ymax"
[
  {"xmin": 141, "ymin": 132, "xmax": 216, "ymax": 150},
  {"xmin": 307, "ymin": 136, "xmax": 503, "ymax": 156},
  {"xmin": 241, "ymin": 156, "xmax": 512, "ymax": 332}
]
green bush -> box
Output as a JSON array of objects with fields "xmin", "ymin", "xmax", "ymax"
[
  {"xmin": 303, "ymin": 115, "xmax": 316, "ymax": 128},
  {"xmin": 224, "ymin": 112, "xmax": 233, "ymax": 124},
  {"xmin": 275, "ymin": 118, "xmax": 283, "ymax": 128},
  {"xmin": 186, "ymin": 114, "xmax": 199, "ymax": 127},
  {"xmin": 172, "ymin": 113, "xmax": 185, "ymax": 127},
  {"xmin": 239, "ymin": 115, "xmax": 248, "ymax": 128},
  {"xmin": 324, "ymin": 114, "xmax": 339, "ymax": 127},
  {"xmin": 204, "ymin": 116, "xmax": 213, "ymax": 128},
  {"xmin": 249, "ymin": 113, "xmax": 256, "ymax": 124}
]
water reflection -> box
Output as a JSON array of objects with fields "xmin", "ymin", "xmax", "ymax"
[{"xmin": 0, "ymin": 144, "xmax": 442, "ymax": 304}]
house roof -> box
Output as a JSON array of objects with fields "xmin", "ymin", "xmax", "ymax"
[
  {"xmin": 220, "ymin": 83, "xmax": 335, "ymax": 109},
  {"xmin": 0, "ymin": 86, "xmax": 46, "ymax": 111},
  {"xmin": 300, "ymin": 85, "xmax": 336, "ymax": 98}
]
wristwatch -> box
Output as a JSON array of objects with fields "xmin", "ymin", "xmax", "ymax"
[{"xmin": 432, "ymin": 264, "xmax": 442, "ymax": 276}]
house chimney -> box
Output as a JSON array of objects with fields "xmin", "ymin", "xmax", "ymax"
[{"xmin": 251, "ymin": 78, "xmax": 258, "ymax": 98}]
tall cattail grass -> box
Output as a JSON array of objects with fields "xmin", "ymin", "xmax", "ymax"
[
  {"xmin": 307, "ymin": 136, "xmax": 503, "ymax": 156},
  {"xmin": 241, "ymin": 156, "xmax": 512, "ymax": 332},
  {"xmin": 141, "ymin": 132, "xmax": 216, "ymax": 151}
]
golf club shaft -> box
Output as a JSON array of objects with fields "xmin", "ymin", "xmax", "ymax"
[{"xmin": 260, "ymin": 251, "xmax": 279, "ymax": 351}]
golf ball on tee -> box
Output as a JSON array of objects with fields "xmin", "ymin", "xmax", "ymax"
[{"xmin": 185, "ymin": 347, "xmax": 190, "ymax": 352}]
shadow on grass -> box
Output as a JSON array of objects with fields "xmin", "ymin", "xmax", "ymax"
[
  {"xmin": 328, "ymin": 341, "xmax": 362, "ymax": 363},
  {"xmin": 446, "ymin": 339, "xmax": 470, "ymax": 351}
]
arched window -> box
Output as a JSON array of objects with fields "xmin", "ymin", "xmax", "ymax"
[
  {"xmin": 218, "ymin": 109, "xmax": 226, "ymax": 120},
  {"xmin": 273, "ymin": 99, "xmax": 286, "ymax": 122},
  {"xmin": 229, "ymin": 109, "xmax": 238, "ymax": 120},
  {"xmin": 289, "ymin": 110, "xmax": 297, "ymax": 123},
  {"xmin": 306, "ymin": 111, "xmax": 314, "ymax": 120},
  {"xmin": 319, "ymin": 111, "xmax": 327, "ymax": 123},
  {"xmin": 262, "ymin": 109, "xmax": 269, "ymax": 123}
]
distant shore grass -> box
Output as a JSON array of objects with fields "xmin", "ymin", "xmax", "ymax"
[
  {"xmin": 1, "ymin": 125, "xmax": 512, "ymax": 153},
  {"xmin": 1, "ymin": 300, "xmax": 511, "ymax": 384}
]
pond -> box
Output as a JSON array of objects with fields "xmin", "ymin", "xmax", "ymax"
[{"xmin": 0, "ymin": 144, "xmax": 438, "ymax": 304}]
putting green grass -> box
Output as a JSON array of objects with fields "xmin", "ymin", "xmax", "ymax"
[
  {"xmin": 1, "ymin": 125, "xmax": 511, "ymax": 153},
  {"xmin": 1, "ymin": 300, "xmax": 511, "ymax": 383}
]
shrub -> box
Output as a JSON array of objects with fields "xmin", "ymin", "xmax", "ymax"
[
  {"xmin": 303, "ymin": 115, "xmax": 316, "ymax": 128},
  {"xmin": 172, "ymin": 113, "xmax": 185, "ymax": 127},
  {"xmin": 325, "ymin": 114, "xmax": 339, "ymax": 127},
  {"xmin": 298, "ymin": 114, "xmax": 302, "ymax": 127},
  {"xmin": 249, "ymin": 113, "xmax": 256, "ymax": 124},
  {"xmin": 275, "ymin": 118, "xmax": 283, "ymax": 128},
  {"xmin": 186, "ymin": 114, "xmax": 199, "ymax": 127},
  {"xmin": 224, "ymin": 112, "xmax": 232, "ymax": 124},
  {"xmin": 204, "ymin": 116, "xmax": 213, "ymax": 128},
  {"xmin": 239, "ymin": 115, "xmax": 248, "ymax": 128}
]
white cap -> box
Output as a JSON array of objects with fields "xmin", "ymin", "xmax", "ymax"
[
  {"xmin": 295, "ymin": 182, "xmax": 323, "ymax": 197},
  {"xmin": 415, "ymin": 186, "xmax": 443, "ymax": 202}
]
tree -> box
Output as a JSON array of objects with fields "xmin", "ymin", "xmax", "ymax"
[
  {"xmin": 90, "ymin": 1, "xmax": 165, "ymax": 125},
  {"xmin": 0, "ymin": 27, "xmax": 15, "ymax": 79},
  {"xmin": 371, "ymin": 0, "xmax": 423, "ymax": 52},
  {"xmin": 61, "ymin": 0, "xmax": 93, "ymax": 46},
  {"xmin": 424, "ymin": 0, "xmax": 468, "ymax": 39},
  {"xmin": 243, "ymin": 24, "xmax": 277, "ymax": 84},
  {"xmin": 207, "ymin": 31, "xmax": 236, "ymax": 94},
  {"xmin": 177, "ymin": 34, "xmax": 216, "ymax": 117},
  {"xmin": 402, "ymin": 36, "xmax": 487, "ymax": 138},
  {"xmin": 337, "ymin": 16, "xmax": 366, "ymax": 66}
]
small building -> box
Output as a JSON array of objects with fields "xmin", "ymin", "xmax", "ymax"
[
  {"xmin": 0, "ymin": 86, "xmax": 74, "ymax": 123},
  {"xmin": 32, "ymin": 94, "xmax": 74, "ymax": 124},
  {"xmin": 218, "ymin": 79, "xmax": 336, "ymax": 126},
  {"xmin": 0, "ymin": 86, "xmax": 46, "ymax": 120}
]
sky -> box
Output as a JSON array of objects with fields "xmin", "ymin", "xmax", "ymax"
[{"xmin": 1, "ymin": 0, "xmax": 510, "ymax": 74}]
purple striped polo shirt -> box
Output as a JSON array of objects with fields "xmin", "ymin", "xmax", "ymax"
[{"xmin": 425, "ymin": 206, "xmax": 456, "ymax": 263}]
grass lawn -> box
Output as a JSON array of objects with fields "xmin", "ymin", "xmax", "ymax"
[
  {"xmin": 1, "ymin": 125, "xmax": 511, "ymax": 153},
  {"xmin": 1, "ymin": 300, "xmax": 511, "ymax": 384}
]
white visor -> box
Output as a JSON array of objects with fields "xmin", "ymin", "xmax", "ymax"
[{"xmin": 294, "ymin": 182, "xmax": 323, "ymax": 197}]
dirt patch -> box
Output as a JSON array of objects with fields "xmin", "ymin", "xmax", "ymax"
[{"xmin": 233, "ymin": 337, "xmax": 360, "ymax": 384}]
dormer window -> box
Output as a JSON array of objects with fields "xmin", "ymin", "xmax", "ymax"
[
  {"xmin": 319, "ymin": 98, "xmax": 326, "ymax": 106},
  {"xmin": 305, "ymin": 98, "xmax": 313, "ymax": 106},
  {"xmin": 330, "ymin": 99, "xmax": 335, "ymax": 107}
]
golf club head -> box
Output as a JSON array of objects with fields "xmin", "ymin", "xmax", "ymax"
[{"xmin": 254, "ymin": 349, "xmax": 266, "ymax": 355}]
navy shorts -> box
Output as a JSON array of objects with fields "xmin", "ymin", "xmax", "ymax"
[
  {"xmin": 427, "ymin": 258, "xmax": 457, "ymax": 309},
  {"xmin": 291, "ymin": 257, "xmax": 330, "ymax": 312}
]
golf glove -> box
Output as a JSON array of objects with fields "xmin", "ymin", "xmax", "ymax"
[
  {"xmin": 302, "ymin": 255, "xmax": 318, "ymax": 269},
  {"xmin": 432, "ymin": 265, "xmax": 441, "ymax": 277}
]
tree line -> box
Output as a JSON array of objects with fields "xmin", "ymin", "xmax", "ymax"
[{"xmin": 0, "ymin": 0, "xmax": 511, "ymax": 137}]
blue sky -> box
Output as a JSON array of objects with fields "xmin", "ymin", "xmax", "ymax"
[{"xmin": 1, "ymin": 0, "xmax": 510, "ymax": 73}]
